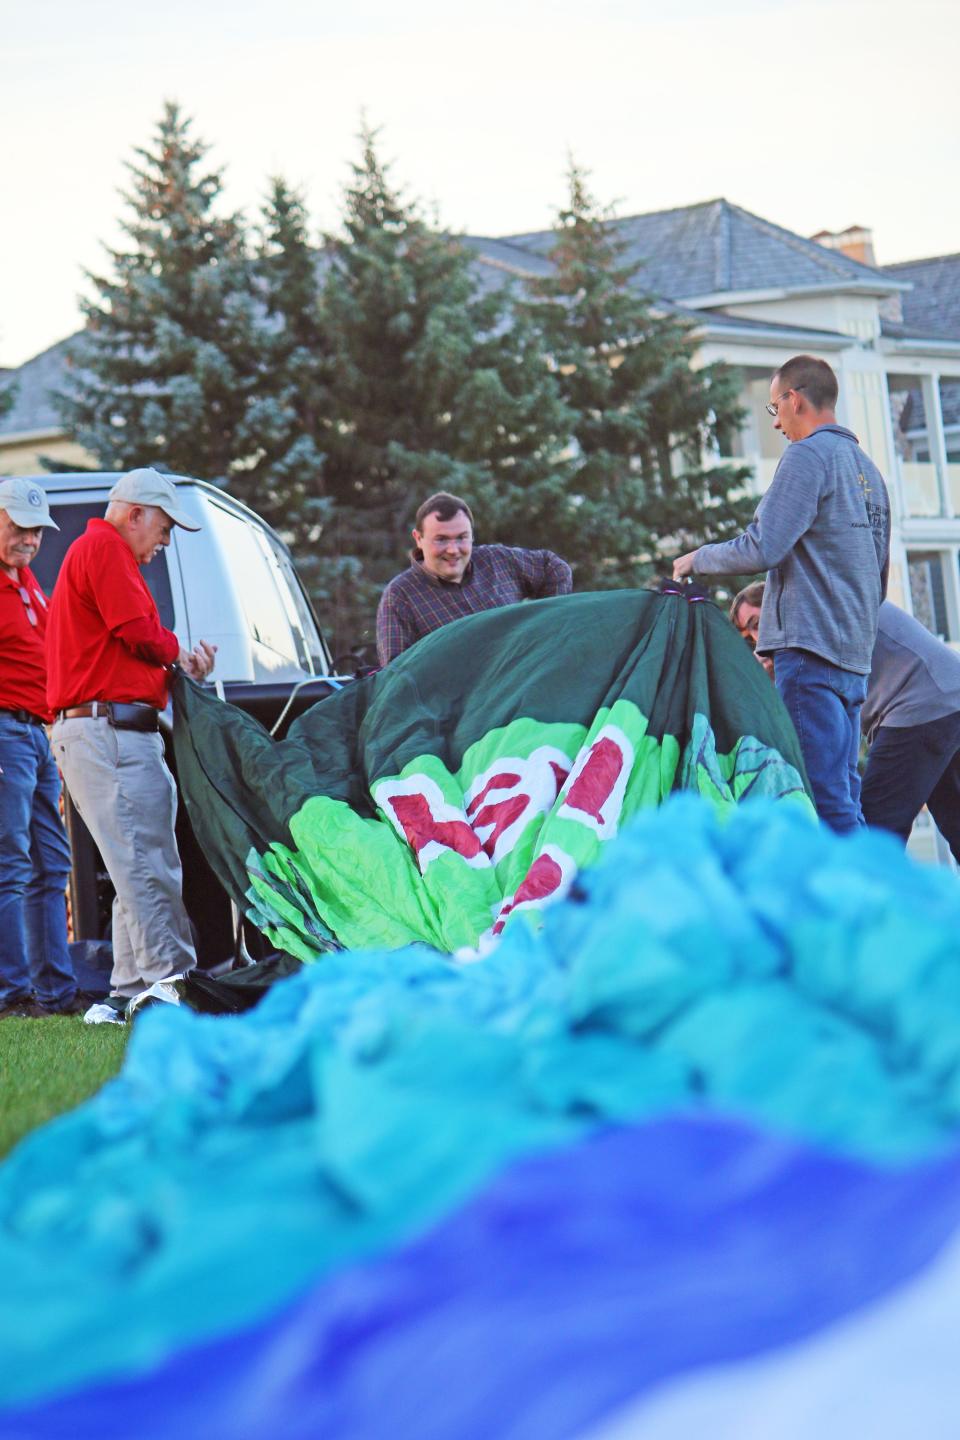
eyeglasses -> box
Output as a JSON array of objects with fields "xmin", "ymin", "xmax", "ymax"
[
  {"xmin": 765, "ymin": 385, "xmax": 805, "ymax": 417},
  {"xmin": 18, "ymin": 585, "xmax": 37, "ymax": 627},
  {"xmin": 425, "ymin": 534, "xmax": 472, "ymax": 550}
]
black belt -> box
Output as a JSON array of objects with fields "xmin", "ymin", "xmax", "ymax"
[
  {"xmin": 1, "ymin": 707, "xmax": 46, "ymax": 726},
  {"xmin": 57, "ymin": 702, "xmax": 160, "ymax": 733}
]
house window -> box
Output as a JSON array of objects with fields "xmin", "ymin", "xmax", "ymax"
[{"xmin": 908, "ymin": 552, "xmax": 950, "ymax": 638}]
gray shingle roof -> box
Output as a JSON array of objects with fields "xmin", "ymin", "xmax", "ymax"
[
  {"xmin": 459, "ymin": 234, "xmax": 552, "ymax": 280},
  {"xmin": 0, "ymin": 335, "xmax": 78, "ymax": 436},
  {"xmin": 884, "ymin": 253, "xmax": 960, "ymax": 342},
  {"xmin": 0, "ymin": 203, "xmax": 947, "ymax": 444},
  {"xmin": 502, "ymin": 198, "xmax": 903, "ymax": 301}
]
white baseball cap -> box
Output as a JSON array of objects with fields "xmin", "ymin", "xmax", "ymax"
[
  {"xmin": 108, "ymin": 468, "xmax": 201, "ymax": 531},
  {"xmin": 0, "ymin": 477, "xmax": 59, "ymax": 530}
]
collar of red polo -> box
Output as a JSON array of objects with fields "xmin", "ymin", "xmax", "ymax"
[{"xmin": 0, "ymin": 564, "xmax": 35, "ymax": 590}]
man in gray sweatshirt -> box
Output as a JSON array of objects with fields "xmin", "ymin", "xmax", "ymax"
[{"xmin": 673, "ymin": 355, "xmax": 890, "ymax": 834}]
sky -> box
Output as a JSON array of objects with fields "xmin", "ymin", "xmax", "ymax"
[{"xmin": 2, "ymin": 0, "xmax": 958, "ymax": 370}]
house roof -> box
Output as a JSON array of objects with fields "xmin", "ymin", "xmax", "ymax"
[
  {"xmin": 883, "ymin": 252, "xmax": 960, "ymax": 342},
  {"xmin": 0, "ymin": 335, "xmax": 78, "ymax": 436},
  {"xmin": 688, "ymin": 306, "xmax": 848, "ymax": 344},
  {"xmin": 0, "ymin": 203, "xmax": 950, "ymax": 444},
  {"xmin": 500, "ymin": 198, "xmax": 905, "ymax": 302},
  {"xmin": 459, "ymin": 234, "xmax": 553, "ymax": 280}
]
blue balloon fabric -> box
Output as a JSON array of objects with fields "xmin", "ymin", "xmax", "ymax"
[
  {"xmin": 3, "ymin": 796, "xmax": 960, "ymax": 1432},
  {"xmin": 4, "ymin": 1115, "xmax": 960, "ymax": 1440}
]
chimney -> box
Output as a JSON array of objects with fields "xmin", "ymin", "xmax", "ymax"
[{"xmin": 810, "ymin": 225, "xmax": 876, "ymax": 267}]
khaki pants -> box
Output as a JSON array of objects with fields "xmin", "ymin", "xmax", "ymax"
[{"xmin": 51, "ymin": 717, "xmax": 196, "ymax": 997}]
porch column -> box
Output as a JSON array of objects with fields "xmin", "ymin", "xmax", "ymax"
[{"xmin": 921, "ymin": 373, "xmax": 951, "ymax": 516}]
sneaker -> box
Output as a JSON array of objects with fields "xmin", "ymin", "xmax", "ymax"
[
  {"xmin": 37, "ymin": 994, "xmax": 87, "ymax": 1017},
  {"xmin": 0, "ymin": 998, "xmax": 46, "ymax": 1019},
  {"xmin": 83, "ymin": 997, "xmax": 127, "ymax": 1026},
  {"xmin": 125, "ymin": 979, "xmax": 183, "ymax": 1020}
]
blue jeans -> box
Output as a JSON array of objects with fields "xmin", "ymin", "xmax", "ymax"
[
  {"xmin": 774, "ymin": 649, "xmax": 868, "ymax": 835},
  {"xmin": 0, "ymin": 714, "xmax": 77, "ymax": 1007}
]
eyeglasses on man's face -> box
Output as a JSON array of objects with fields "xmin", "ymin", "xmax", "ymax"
[{"xmin": 765, "ymin": 385, "xmax": 806, "ymax": 418}]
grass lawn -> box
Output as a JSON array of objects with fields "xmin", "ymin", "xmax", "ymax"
[{"xmin": 0, "ymin": 1018, "xmax": 129, "ymax": 1160}]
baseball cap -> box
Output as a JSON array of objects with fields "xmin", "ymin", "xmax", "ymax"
[
  {"xmin": 108, "ymin": 468, "xmax": 201, "ymax": 531},
  {"xmin": 0, "ymin": 477, "xmax": 59, "ymax": 530}
]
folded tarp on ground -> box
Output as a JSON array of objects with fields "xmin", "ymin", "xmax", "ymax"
[
  {"xmin": 172, "ymin": 588, "xmax": 813, "ymax": 960},
  {"xmin": 3, "ymin": 798, "xmax": 960, "ymax": 1424}
]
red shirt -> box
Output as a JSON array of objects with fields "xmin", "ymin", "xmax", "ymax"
[
  {"xmin": 0, "ymin": 565, "xmax": 53, "ymax": 721},
  {"xmin": 46, "ymin": 519, "xmax": 180, "ymax": 711}
]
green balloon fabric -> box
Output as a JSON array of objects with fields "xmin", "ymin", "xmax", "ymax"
[
  {"xmin": 2, "ymin": 799, "xmax": 960, "ymax": 1409},
  {"xmin": 172, "ymin": 589, "xmax": 813, "ymax": 960}
]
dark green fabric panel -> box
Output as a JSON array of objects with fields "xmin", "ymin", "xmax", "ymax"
[
  {"xmin": 172, "ymin": 591, "xmax": 811, "ymax": 923},
  {"xmin": 358, "ymin": 590, "xmax": 799, "ymax": 778}
]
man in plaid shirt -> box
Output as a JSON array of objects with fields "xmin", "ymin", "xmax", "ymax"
[{"xmin": 376, "ymin": 492, "xmax": 572, "ymax": 665}]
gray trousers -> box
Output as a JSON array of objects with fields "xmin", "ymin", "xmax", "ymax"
[{"xmin": 51, "ymin": 717, "xmax": 196, "ymax": 997}]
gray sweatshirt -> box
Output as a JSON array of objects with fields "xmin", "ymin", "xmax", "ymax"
[
  {"xmin": 692, "ymin": 424, "xmax": 890, "ymax": 674},
  {"xmin": 861, "ymin": 601, "xmax": 960, "ymax": 745}
]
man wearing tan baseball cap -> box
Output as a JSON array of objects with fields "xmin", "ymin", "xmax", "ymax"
[
  {"xmin": 107, "ymin": 467, "xmax": 201, "ymax": 532},
  {"xmin": 46, "ymin": 467, "xmax": 216, "ymax": 1023},
  {"xmin": 0, "ymin": 477, "xmax": 60, "ymax": 532},
  {"xmin": 0, "ymin": 478, "xmax": 80, "ymax": 1018}
]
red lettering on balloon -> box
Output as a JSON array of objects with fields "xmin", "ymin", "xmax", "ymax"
[
  {"xmin": 492, "ymin": 852, "xmax": 564, "ymax": 936},
  {"xmin": 466, "ymin": 772, "xmax": 521, "ymax": 817},
  {"xmin": 563, "ymin": 737, "xmax": 623, "ymax": 825},
  {"xmin": 549, "ymin": 761, "xmax": 570, "ymax": 793},
  {"xmin": 472, "ymin": 793, "xmax": 529, "ymax": 856},
  {"xmin": 388, "ymin": 793, "xmax": 482, "ymax": 859}
]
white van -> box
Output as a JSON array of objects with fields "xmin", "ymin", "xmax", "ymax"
[{"xmin": 29, "ymin": 472, "xmax": 343, "ymax": 965}]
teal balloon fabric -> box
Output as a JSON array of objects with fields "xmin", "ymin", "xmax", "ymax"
[{"xmin": 2, "ymin": 796, "xmax": 960, "ymax": 1410}]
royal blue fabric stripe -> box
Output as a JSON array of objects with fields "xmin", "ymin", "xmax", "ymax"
[{"xmin": 5, "ymin": 1113, "xmax": 959, "ymax": 1440}]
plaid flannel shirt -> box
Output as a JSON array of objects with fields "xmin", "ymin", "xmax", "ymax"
[{"xmin": 376, "ymin": 544, "xmax": 572, "ymax": 665}]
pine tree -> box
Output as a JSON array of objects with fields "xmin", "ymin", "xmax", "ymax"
[
  {"xmin": 56, "ymin": 102, "xmax": 262, "ymax": 480},
  {"xmin": 319, "ymin": 124, "xmax": 571, "ymax": 655},
  {"xmin": 228, "ymin": 177, "xmax": 332, "ymax": 605},
  {"xmin": 0, "ymin": 378, "xmax": 14, "ymax": 428},
  {"xmin": 522, "ymin": 162, "xmax": 754, "ymax": 589}
]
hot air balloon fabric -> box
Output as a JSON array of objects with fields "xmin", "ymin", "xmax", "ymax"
[
  {"xmin": 171, "ymin": 588, "xmax": 813, "ymax": 961},
  {"xmin": 3, "ymin": 799, "xmax": 960, "ymax": 1439}
]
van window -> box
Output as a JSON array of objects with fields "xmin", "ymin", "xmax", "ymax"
[
  {"xmin": 30, "ymin": 500, "xmax": 176, "ymax": 627},
  {"xmin": 203, "ymin": 500, "xmax": 304, "ymax": 666},
  {"xmin": 256, "ymin": 527, "xmax": 328, "ymax": 674}
]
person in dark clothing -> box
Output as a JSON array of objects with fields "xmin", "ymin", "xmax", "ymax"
[
  {"xmin": 732, "ymin": 583, "xmax": 960, "ymax": 861},
  {"xmin": 860, "ymin": 601, "xmax": 960, "ymax": 860},
  {"xmin": 0, "ymin": 478, "xmax": 79, "ymax": 1018},
  {"xmin": 376, "ymin": 492, "xmax": 572, "ymax": 665}
]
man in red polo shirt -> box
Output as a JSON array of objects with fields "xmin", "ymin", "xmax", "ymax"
[
  {"xmin": 0, "ymin": 478, "xmax": 79, "ymax": 1018},
  {"xmin": 47, "ymin": 468, "xmax": 216, "ymax": 1023}
]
